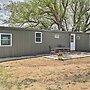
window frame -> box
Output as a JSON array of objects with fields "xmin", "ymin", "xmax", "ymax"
[
  {"xmin": 35, "ymin": 32, "xmax": 42, "ymax": 43},
  {"xmin": 0, "ymin": 33, "xmax": 12, "ymax": 47}
]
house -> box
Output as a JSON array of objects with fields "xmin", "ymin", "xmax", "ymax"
[{"xmin": 0, "ymin": 26, "xmax": 90, "ymax": 58}]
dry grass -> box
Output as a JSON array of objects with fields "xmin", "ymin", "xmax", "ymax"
[{"xmin": 0, "ymin": 57, "xmax": 90, "ymax": 90}]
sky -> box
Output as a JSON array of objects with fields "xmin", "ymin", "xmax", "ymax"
[
  {"xmin": 0, "ymin": 0, "xmax": 24, "ymax": 26},
  {"xmin": 0, "ymin": 0, "xmax": 24, "ymax": 4}
]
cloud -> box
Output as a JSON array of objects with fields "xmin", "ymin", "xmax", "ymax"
[
  {"xmin": 0, "ymin": 0, "xmax": 24, "ymax": 4},
  {"xmin": 0, "ymin": 0, "xmax": 9, "ymax": 4}
]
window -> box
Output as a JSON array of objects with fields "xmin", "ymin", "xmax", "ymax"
[
  {"xmin": 70, "ymin": 35, "xmax": 74, "ymax": 42},
  {"xmin": 0, "ymin": 33, "xmax": 12, "ymax": 46},
  {"xmin": 35, "ymin": 32, "xmax": 42, "ymax": 43}
]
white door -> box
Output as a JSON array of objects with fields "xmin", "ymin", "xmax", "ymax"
[{"xmin": 70, "ymin": 34, "xmax": 75, "ymax": 50}]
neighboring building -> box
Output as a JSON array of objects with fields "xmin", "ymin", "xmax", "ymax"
[{"xmin": 0, "ymin": 26, "xmax": 90, "ymax": 58}]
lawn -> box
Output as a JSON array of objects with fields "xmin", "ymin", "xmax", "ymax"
[{"xmin": 0, "ymin": 57, "xmax": 90, "ymax": 90}]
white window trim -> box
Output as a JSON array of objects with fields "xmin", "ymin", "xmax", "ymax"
[
  {"xmin": 35, "ymin": 32, "xmax": 42, "ymax": 43},
  {"xmin": 0, "ymin": 33, "xmax": 12, "ymax": 47}
]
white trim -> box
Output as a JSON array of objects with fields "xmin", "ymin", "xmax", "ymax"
[
  {"xmin": 0, "ymin": 33, "xmax": 12, "ymax": 47},
  {"xmin": 35, "ymin": 32, "xmax": 42, "ymax": 43}
]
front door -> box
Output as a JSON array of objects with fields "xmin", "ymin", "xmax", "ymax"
[{"xmin": 70, "ymin": 34, "xmax": 75, "ymax": 50}]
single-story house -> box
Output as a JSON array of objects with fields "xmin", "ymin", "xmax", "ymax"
[{"xmin": 0, "ymin": 26, "xmax": 90, "ymax": 58}]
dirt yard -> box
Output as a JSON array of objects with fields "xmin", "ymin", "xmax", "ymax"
[{"xmin": 0, "ymin": 57, "xmax": 90, "ymax": 90}]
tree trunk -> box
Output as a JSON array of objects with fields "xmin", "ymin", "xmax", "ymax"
[{"xmin": 57, "ymin": 21, "xmax": 63, "ymax": 30}]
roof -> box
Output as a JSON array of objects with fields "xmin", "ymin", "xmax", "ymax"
[
  {"xmin": 0, "ymin": 26, "xmax": 89, "ymax": 34},
  {"xmin": 0, "ymin": 26, "xmax": 34, "ymax": 31}
]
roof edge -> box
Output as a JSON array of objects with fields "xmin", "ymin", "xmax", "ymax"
[{"xmin": 0, "ymin": 26, "xmax": 89, "ymax": 34}]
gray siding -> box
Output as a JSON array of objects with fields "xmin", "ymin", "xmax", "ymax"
[
  {"xmin": 0, "ymin": 27, "xmax": 90, "ymax": 58},
  {"xmin": 75, "ymin": 33, "xmax": 89, "ymax": 51},
  {"xmin": 45, "ymin": 32, "xmax": 70, "ymax": 48},
  {"xmin": 89, "ymin": 35, "xmax": 90, "ymax": 50},
  {"xmin": 0, "ymin": 29, "xmax": 70, "ymax": 58}
]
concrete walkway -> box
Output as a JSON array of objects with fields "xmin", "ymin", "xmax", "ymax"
[
  {"xmin": 0, "ymin": 54, "xmax": 49, "ymax": 62},
  {"xmin": 0, "ymin": 52, "xmax": 90, "ymax": 62},
  {"xmin": 43, "ymin": 52, "xmax": 90, "ymax": 60}
]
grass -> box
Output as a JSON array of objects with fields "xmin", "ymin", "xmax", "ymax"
[
  {"xmin": 71, "ymin": 74, "xmax": 89, "ymax": 83},
  {"xmin": 0, "ymin": 65, "xmax": 13, "ymax": 89},
  {"xmin": 0, "ymin": 65, "xmax": 37, "ymax": 90},
  {"xmin": 16, "ymin": 78, "xmax": 37, "ymax": 89},
  {"xmin": 47, "ymin": 86, "xmax": 62, "ymax": 90},
  {"xmin": 0, "ymin": 57, "xmax": 90, "ymax": 90},
  {"xmin": 72, "ymin": 79, "xmax": 88, "ymax": 83},
  {"xmin": 46, "ymin": 83, "xmax": 62, "ymax": 90}
]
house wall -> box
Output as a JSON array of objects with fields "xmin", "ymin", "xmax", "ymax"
[
  {"xmin": 0, "ymin": 27, "xmax": 90, "ymax": 58},
  {"xmin": 75, "ymin": 33, "xmax": 89, "ymax": 51},
  {"xmin": 89, "ymin": 35, "xmax": 90, "ymax": 50},
  {"xmin": 44, "ymin": 31, "xmax": 70, "ymax": 49},
  {"xmin": 0, "ymin": 29, "xmax": 70, "ymax": 58}
]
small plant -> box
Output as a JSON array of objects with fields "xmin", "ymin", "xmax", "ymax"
[
  {"xmin": 57, "ymin": 52, "xmax": 64, "ymax": 56},
  {"xmin": 57, "ymin": 52, "xmax": 64, "ymax": 60}
]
